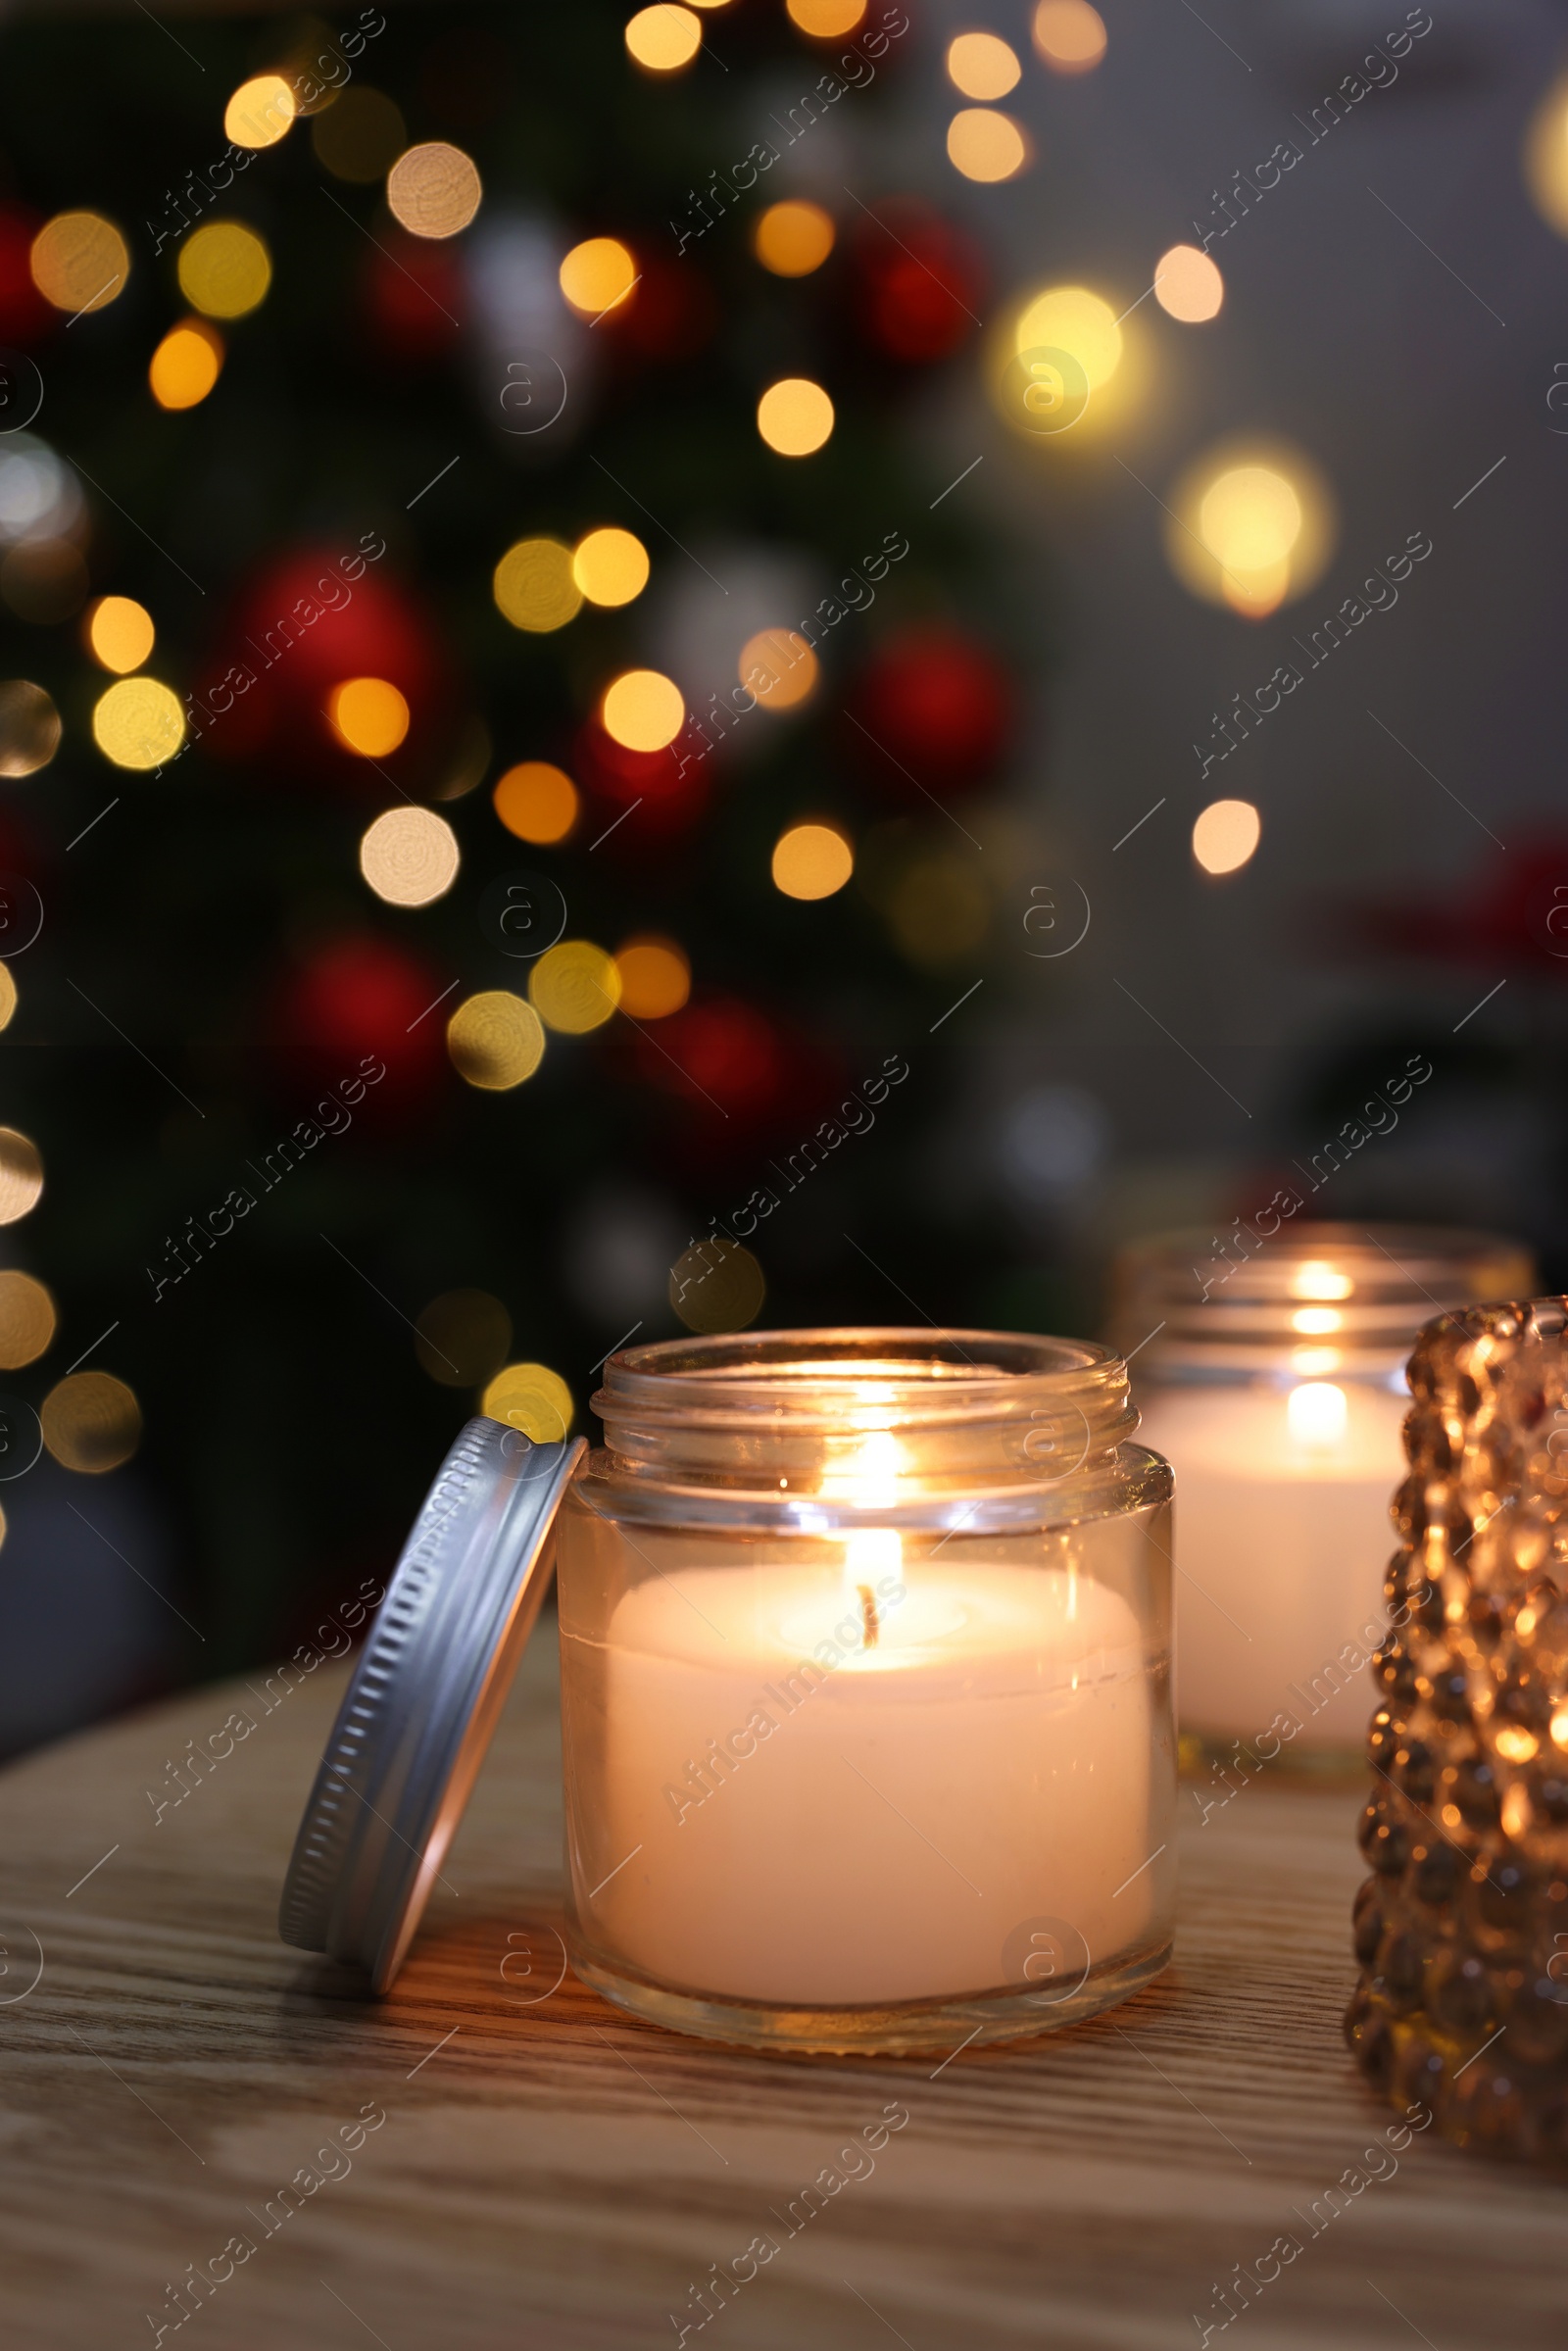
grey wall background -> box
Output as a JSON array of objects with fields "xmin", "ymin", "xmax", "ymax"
[{"xmin": 839, "ymin": 0, "xmax": 1568, "ymax": 1277}]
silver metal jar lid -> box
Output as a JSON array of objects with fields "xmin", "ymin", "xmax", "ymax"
[{"xmin": 278, "ymin": 1415, "xmax": 583, "ymax": 1992}]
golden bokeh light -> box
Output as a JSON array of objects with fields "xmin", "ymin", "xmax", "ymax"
[
  {"xmin": 670, "ymin": 1238, "xmax": 765, "ymax": 1334},
  {"xmin": 493, "ymin": 536, "xmax": 582, "ymax": 633},
  {"xmin": 614, "ymin": 935, "xmax": 690, "ymax": 1019},
  {"xmin": 947, "ymin": 31, "xmax": 1022, "ymax": 97},
  {"xmin": 0, "ymin": 968, "xmax": 17, "ymax": 1032},
  {"xmin": 1200, "ymin": 466, "xmax": 1300, "ymax": 573},
  {"xmin": 149, "ymin": 319, "xmax": 224, "ymax": 411},
  {"xmin": 754, "ymin": 199, "xmax": 835, "ymax": 276},
  {"xmin": 602, "ymin": 667, "xmax": 684, "ymax": 752},
  {"xmin": 786, "ymin": 0, "xmax": 865, "ymax": 31},
  {"xmin": 326, "ymin": 676, "xmax": 411, "ymax": 758},
  {"xmin": 1014, "ymin": 284, "xmax": 1122, "ymax": 388},
  {"xmin": 1032, "ymin": 0, "xmax": 1106, "ymax": 73},
  {"xmin": 0, "ymin": 679, "xmax": 61, "ymax": 776},
  {"xmin": 572, "ymin": 526, "xmax": 650, "ymax": 607},
  {"xmin": 757, "ymin": 376, "xmax": 834, "ymax": 456},
  {"xmin": 92, "ymin": 677, "xmax": 184, "ymax": 770},
  {"xmin": 447, "ymin": 990, "xmax": 547, "ymax": 1090},
  {"xmin": 528, "ymin": 939, "xmax": 621, "ymax": 1035},
  {"xmin": 0, "ymin": 1269, "xmax": 54, "ymax": 1368},
  {"xmin": 947, "ymin": 109, "xmax": 1029, "ymax": 182},
  {"xmin": 41, "ymin": 1371, "xmax": 141, "ymax": 1472},
  {"xmin": 415, "ymin": 1288, "xmax": 513, "ymax": 1388},
  {"xmin": 772, "ymin": 821, "xmax": 853, "ymax": 901},
  {"xmin": 480, "ymin": 1360, "xmax": 573, "ymax": 1443},
  {"xmin": 1193, "ymin": 798, "xmax": 1261, "ymax": 876},
  {"xmin": 86, "ymin": 595, "xmax": 155, "ymax": 675},
  {"xmin": 1524, "ymin": 75, "xmax": 1568, "ymax": 236},
  {"xmin": 625, "ymin": 4, "xmax": 703, "ymax": 72},
  {"xmin": 559, "ymin": 236, "xmax": 638, "ymax": 319},
  {"xmin": 1165, "ymin": 438, "xmax": 1334, "ymax": 615},
  {"xmin": 0, "ymin": 1129, "xmax": 43, "ymax": 1224},
  {"xmin": 224, "ymin": 73, "xmax": 296, "ymax": 150},
  {"xmin": 494, "ymin": 760, "xmax": 579, "ymax": 844},
  {"xmin": 359, "ymin": 806, "xmax": 460, "ymax": 906},
  {"xmin": 312, "ymin": 86, "xmax": 408, "ymax": 183},
  {"xmin": 740, "ymin": 627, "xmax": 817, "ymax": 710},
  {"xmin": 30, "ymin": 212, "xmax": 129, "ymax": 315},
  {"xmin": 1154, "ymin": 243, "xmax": 1224, "ymax": 322},
  {"xmin": 386, "ymin": 141, "xmax": 482, "ymax": 239},
  {"xmin": 177, "ymin": 221, "xmax": 271, "ymax": 319}
]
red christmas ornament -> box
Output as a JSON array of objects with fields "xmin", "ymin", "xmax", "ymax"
[
  {"xmin": 272, "ymin": 935, "xmax": 448, "ymax": 1120},
  {"xmin": 850, "ymin": 202, "xmax": 985, "ymax": 365},
  {"xmin": 849, "ymin": 625, "xmax": 1015, "ymax": 792},
  {"xmin": 361, "ymin": 233, "xmax": 464, "ymax": 362},
  {"xmin": 195, "ymin": 549, "xmax": 453, "ymax": 790},
  {"xmin": 573, "ymin": 714, "xmax": 712, "ymax": 846},
  {"xmin": 636, "ymin": 995, "xmax": 787, "ymax": 1125},
  {"xmin": 0, "ymin": 204, "xmax": 54, "ymax": 345},
  {"xmin": 628, "ymin": 995, "xmax": 847, "ymax": 1179}
]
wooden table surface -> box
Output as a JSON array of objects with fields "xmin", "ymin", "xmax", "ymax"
[{"xmin": 2, "ymin": 1620, "xmax": 1564, "ymax": 2351}]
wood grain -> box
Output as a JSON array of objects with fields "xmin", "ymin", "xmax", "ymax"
[{"xmin": 1, "ymin": 1618, "xmax": 1563, "ymax": 2350}]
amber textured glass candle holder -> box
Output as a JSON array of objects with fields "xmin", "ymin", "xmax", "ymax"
[{"xmin": 1346, "ymin": 1297, "xmax": 1568, "ymax": 2157}]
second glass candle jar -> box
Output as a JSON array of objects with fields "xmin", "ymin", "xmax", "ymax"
[
  {"xmin": 1113, "ymin": 1224, "xmax": 1534, "ymax": 1773},
  {"xmin": 556, "ymin": 1329, "xmax": 1174, "ymax": 2055}
]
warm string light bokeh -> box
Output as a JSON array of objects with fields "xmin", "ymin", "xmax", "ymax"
[
  {"xmin": 177, "ymin": 220, "xmax": 271, "ymax": 318},
  {"xmin": 948, "ymin": 109, "xmax": 1029, "ymax": 184},
  {"xmin": 86, "ymin": 596, "xmax": 155, "ymax": 673},
  {"xmin": 29, "ymin": 212, "xmax": 128, "ymax": 316},
  {"xmin": 326, "ymin": 676, "xmax": 411, "ymax": 758},
  {"xmin": 149, "ymin": 320, "xmax": 223, "ymax": 412},
  {"xmin": 1192, "ymin": 799, "xmax": 1261, "ymax": 877},
  {"xmin": 0, "ymin": 32, "xmax": 788, "ymax": 1489},
  {"xmin": 625, "ymin": 4, "xmax": 704, "ymax": 73},
  {"xmin": 492, "ymin": 526, "xmax": 651, "ymax": 633},
  {"xmin": 493, "ymin": 761, "xmax": 578, "ymax": 844},
  {"xmin": 0, "ymin": 679, "xmax": 61, "ymax": 776},
  {"xmin": 772, "ymin": 823, "xmax": 854, "ymax": 901},
  {"xmin": 387, "ymin": 141, "xmax": 483, "ymax": 239},
  {"xmin": 559, "ymin": 235, "xmax": 638, "ymax": 318},
  {"xmin": 1163, "ymin": 439, "xmax": 1336, "ymax": 617},
  {"xmin": 756, "ymin": 377, "xmax": 834, "ymax": 456},
  {"xmin": 753, "ymin": 200, "xmax": 834, "ymax": 276},
  {"xmin": 223, "ymin": 74, "xmax": 296, "ymax": 150},
  {"xmin": 602, "ymin": 668, "xmax": 685, "ymax": 751},
  {"xmin": 359, "ymin": 808, "xmax": 461, "ymax": 907},
  {"xmin": 0, "ymin": 0, "xmax": 1420, "ymax": 1537}
]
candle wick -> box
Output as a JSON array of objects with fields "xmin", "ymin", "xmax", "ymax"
[{"xmin": 858, "ymin": 1583, "xmax": 879, "ymax": 1649}]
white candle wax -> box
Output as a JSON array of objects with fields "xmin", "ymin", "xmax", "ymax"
[
  {"xmin": 1137, "ymin": 1379, "xmax": 1407, "ymax": 1750},
  {"xmin": 570, "ymin": 1551, "xmax": 1157, "ymax": 2008}
]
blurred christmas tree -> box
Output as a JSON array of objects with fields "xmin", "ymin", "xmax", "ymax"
[{"xmin": 0, "ymin": 0, "xmax": 1035, "ymax": 1689}]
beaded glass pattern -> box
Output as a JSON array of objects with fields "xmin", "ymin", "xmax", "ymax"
[{"xmin": 1346, "ymin": 1298, "xmax": 1568, "ymax": 2157}]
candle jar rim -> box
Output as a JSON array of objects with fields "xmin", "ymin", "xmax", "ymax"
[
  {"xmin": 596, "ymin": 1325, "xmax": 1124, "ymax": 1428},
  {"xmin": 588, "ymin": 1325, "xmax": 1148, "ymax": 1521},
  {"xmin": 1110, "ymin": 1221, "xmax": 1534, "ymax": 1372}
]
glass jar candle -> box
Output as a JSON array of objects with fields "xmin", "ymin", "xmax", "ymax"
[
  {"xmin": 1111, "ymin": 1225, "xmax": 1533, "ymax": 1775},
  {"xmin": 556, "ymin": 1329, "xmax": 1175, "ymax": 2056}
]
